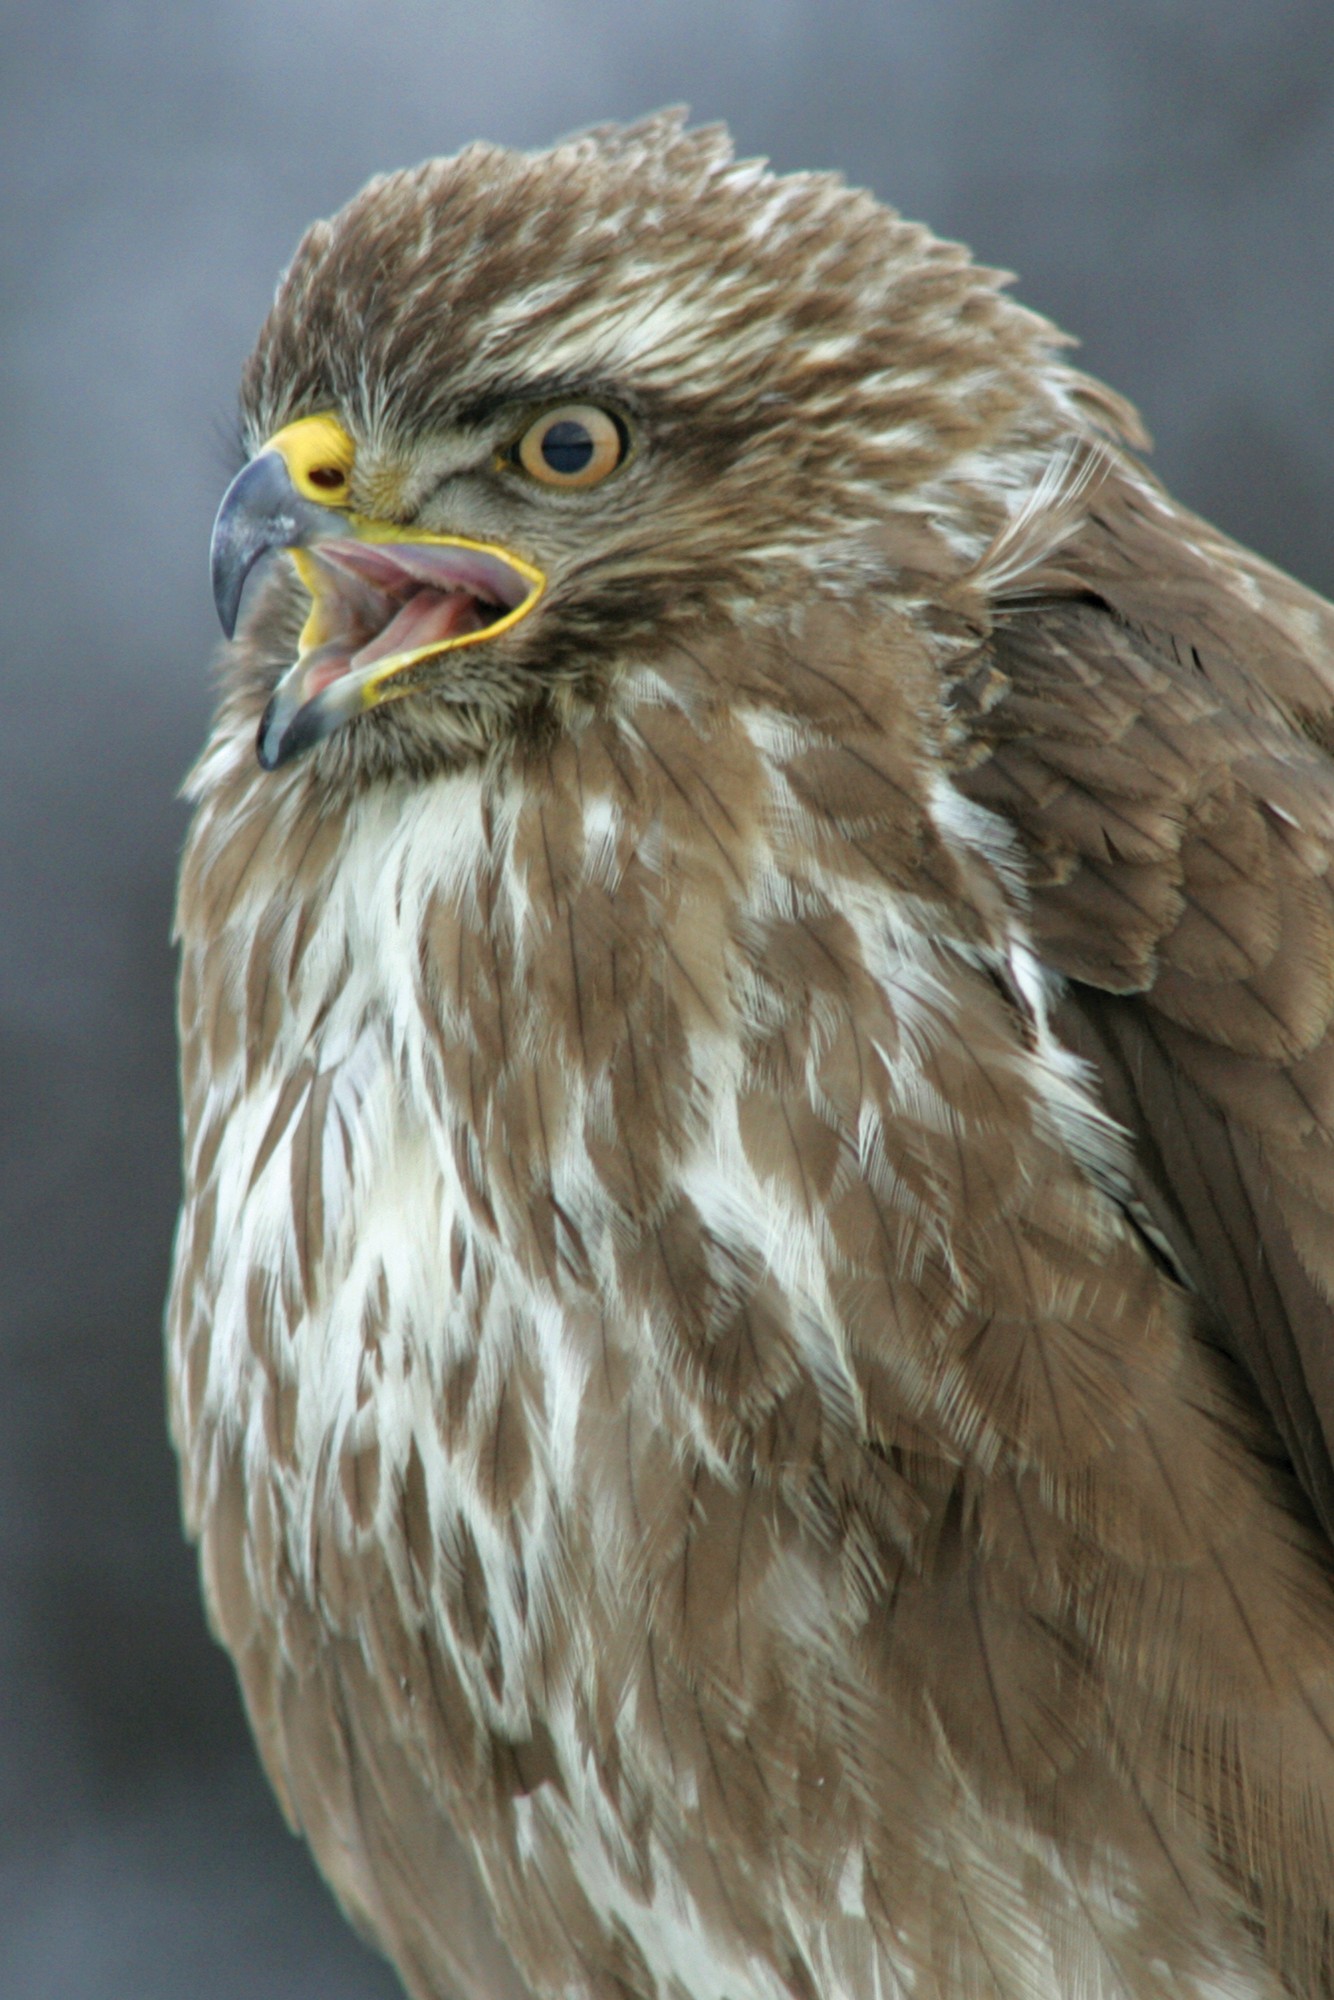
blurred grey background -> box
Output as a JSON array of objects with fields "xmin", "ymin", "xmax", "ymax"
[{"xmin": 3, "ymin": 1, "xmax": 1332, "ymax": 1993}]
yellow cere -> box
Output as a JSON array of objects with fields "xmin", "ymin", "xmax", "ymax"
[{"xmin": 267, "ymin": 412, "xmax": 356, "ymax": 502}]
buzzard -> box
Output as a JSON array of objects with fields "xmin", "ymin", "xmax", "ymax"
[{"xmin": 170, "ymin": 115, "xmax": 1334, "ymax": 2000}]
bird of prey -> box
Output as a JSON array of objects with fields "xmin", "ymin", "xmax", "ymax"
[{"xmin": 169, "ymin": 113, "xmax": 1334, "ymax": 2000}]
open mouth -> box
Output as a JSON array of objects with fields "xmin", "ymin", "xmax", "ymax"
[
  {"xmin": 257, "ymin": 534, "xmax": 545, "ymax": 769},
  {"xmin": 291, "ymin": 538, "xmax": 542, "ymax": 700}
]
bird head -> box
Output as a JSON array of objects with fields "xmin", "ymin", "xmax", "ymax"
[{"xmin": 211, "ymin": 113, "xmax": 1123, "ymax": 778}]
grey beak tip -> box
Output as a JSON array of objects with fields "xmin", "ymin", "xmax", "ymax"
[
  {"xmin": 210, "ymin": 452, "xmax": 284, "ymax": 638},
  {"xmin": 256, "ymin": 696, "xmax": 285, "ymax": 769},
  {"xmin": 212, "ymin": 552, "xmax": 243, "ymax": 639},
  {"xmin": 256, "ymin": 685, "xmax": 344, "ymax": 772},
  {"xmin": 209, "ymin": 449, "xmax": 346, "ymax": 641}
]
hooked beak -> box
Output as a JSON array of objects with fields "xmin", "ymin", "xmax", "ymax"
[{"xmin": 209, "ymin": 416, "xmax": 546, "ymax": 770}]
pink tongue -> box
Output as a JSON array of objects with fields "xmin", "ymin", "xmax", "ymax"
[{"xmin": 351, "ymin": 586, "xmax": 485, "ymax": 671}]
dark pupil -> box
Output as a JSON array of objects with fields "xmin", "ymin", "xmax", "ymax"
[{"xmin": 541, "ymin": 419, "xmax": 595, "ymax": 475}]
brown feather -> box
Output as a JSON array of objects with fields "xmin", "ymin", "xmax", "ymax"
[
  {"xmin": 960, "ymin": 461, "xmax": 1334, "ymax": 1559},
  {"xmin": 170, "ymin": 116, "xmax": 1334, "ymax": 2000}
]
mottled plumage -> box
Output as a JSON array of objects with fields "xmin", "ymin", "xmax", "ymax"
[{"xmin": 170, "ymin": 115, "xmax": 1334, "ymax": 2000}]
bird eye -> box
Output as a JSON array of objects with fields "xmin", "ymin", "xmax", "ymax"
[{"xmin": 514, "ymin": 405, "xmax": 626, "ymax": 489}]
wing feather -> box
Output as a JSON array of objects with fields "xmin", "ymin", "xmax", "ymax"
[{"xmin": 958, "ymin": 461, "xmax": 1334, "ymax": 1536}]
